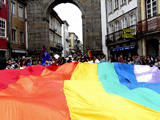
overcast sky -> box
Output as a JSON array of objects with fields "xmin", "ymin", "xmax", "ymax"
[{"xmin": 54, "ymin": 3, "xmax": 83, "ymax": 42}]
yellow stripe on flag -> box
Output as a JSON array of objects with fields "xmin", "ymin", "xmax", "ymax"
[
  {"xmin": 64, "ymin": 63, "xmax": 160, "ymax": 120},
  {"xmin": 70, "ymin": 63, "xmax": 99, "ymax": 81}
]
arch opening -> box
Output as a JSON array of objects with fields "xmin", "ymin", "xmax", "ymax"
[
  {"xmin": 42, "ymin": 0, "xmax": 84, "ymax": 57},
  {"xmin": 42, "ymin": 0, "xmax": 85, "ymax": 21}
]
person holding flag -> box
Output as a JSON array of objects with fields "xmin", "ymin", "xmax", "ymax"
[{"xmin": 40, "ymin": 45, "xmax": 51, "ymax": 65}]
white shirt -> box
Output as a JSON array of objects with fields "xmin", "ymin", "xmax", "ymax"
[
  {"xmin": 88, "ymin": 60, "xmax": 93, "ymax": 63},
  {"xmin": 95, "ymin": 59, "xmax": 100, "ymax": 64},
  {"xmin": 20, "ymin": 66, "xmax": 26, "ymax": 69}
]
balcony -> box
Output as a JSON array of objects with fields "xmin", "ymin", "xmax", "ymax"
[
  {"xmin": 49, "ymin": 41, "xmax": 56, "ymax": 48},
  {"xmin": 56, "ymin": 43, "xmax": 63, "ymax": 50},
  {"xmin": 50, "ymin": 41, "xmax": 63, "ymax": 50},
  {"xmin": 138, "ymin": 16, "xmax": 160, "ymax": 35},
  {"xmin": 106, "ymin": 25, "xmax": 139, "ymax": 45}
]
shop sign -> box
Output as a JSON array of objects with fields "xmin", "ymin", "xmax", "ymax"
[
  {"xmin": 12, "ymin": 50, "xmax": 27, "ymax": 53},
  {"xmin": 113, "ymin": 46, "xmax": 135, "ymax": 52},
  {"xmin": 122, "ymin": 29, "xmax": 134, "ymax": 38}
]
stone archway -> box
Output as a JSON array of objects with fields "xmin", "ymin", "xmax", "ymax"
[{"xmin": 26, "ymin": 0, "xmax": 102, "ymax": 56}]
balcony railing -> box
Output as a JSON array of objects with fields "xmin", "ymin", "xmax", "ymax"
[
  {"xmin": 106, "ymin": 25, "xmax": 138, "ymax": 45},
  {"xmin": 50, "ymin": 41, "xmax": 56, "ymax": 48},
  {"xmin": 138, "ymin": 16, "xmax": 160, "ymax": 33},
  {"xmin": 56, "ymin": 43, "xmax": 63, "ymax": 50}
]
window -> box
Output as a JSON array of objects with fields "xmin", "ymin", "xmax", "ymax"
[
  {"xmin": 11, "ymin": 1, "xmax": 16, "ymax": 15},
  {"xmin": 54, "ymin": 36, "xmax": 56, "ymax": 43},
  {"xmin": 115, "ymin": 0, "xmax": 118, "ymax": 9},
  {"xmin": 109, "ymin": 24, "xmax": 113, "ymax": 34},
  {"xmin": 12, "ymin": 29, "xmax": 17, "ymax": 42},
  {"xmin": 115, "ymin": 20, "xmax": 119, "ymax": 31},
  {"xmin": 49, "ymin": 16, "xmax": 51, "ymax": 29},
  {"xmin": 0, "ymin": 0, "xmax": 6, "ymax": 4},
  {"xmin": 146, "ymin": 0, "xmax": 157, "ymax": 18},
  {"xmin": 130, "ymin": 13, "xmax": 136, "ymax": 26},
  {"xmin": 108, "ymin": 0, "xmax": 112, "ymax": 13},
  {"xmin": 121, "ymin": 0, "xmax": 126, "ymax": 4},
  {"xmin": 0, "ymin": 19, "xmax": 6, "ymax": 38},
  {"xmin": 18, "ymin": 6, "xmax": 23, "ymax": 19},
  {"xmin": 121, "ymin": 17, "xmax": 127, "ymax": 29},
  {"xmin": 130, "ymin": 13, "xmax": 136, "ymax": 35},
  {"xmin": 20, "ymin": 31, "xmax": 24, "ymax": 44}
]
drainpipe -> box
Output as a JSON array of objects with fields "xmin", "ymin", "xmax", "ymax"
[
  {"xmin": 144, "ymin": 0, "xmax": 148, "ymax": 32},
  {"xmin": 101, "ymin": 0, "xmax": 108, "ymax": 58},
  {"xmin": 25, "ymin": 7, "xmax": 28, "ymax": 56},
  {"xmin": 144, "ymin": 0, "xmax": 148, "ymax": 56},
  {"xmin": 7, "ymin": 0, "xmax": 11, "ymax": 59},
  {"xmin": 9, "ymin": 0, "xmax": 13, "ymax": 59}
]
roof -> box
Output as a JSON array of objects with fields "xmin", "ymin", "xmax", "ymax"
[
  {"xmin": 63, "ymin": 21, "xmax": 69, "ymax": 26},
  {"xmin": 50, "ymin": 10, "xmax": 64, "ymax": 24}
]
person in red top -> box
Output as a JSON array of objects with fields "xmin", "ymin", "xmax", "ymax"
[
  {"xmin": 51, "ymin": 59, "xmax": 60, "ymax": 66},
  {"xmin": 118, "ymin": 56, "xmax": 124, "ymax": 63}
]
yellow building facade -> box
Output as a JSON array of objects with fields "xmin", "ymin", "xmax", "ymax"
[{"xmin": 140, "ymin": 0, "xmax": 160, "ymax": 58}]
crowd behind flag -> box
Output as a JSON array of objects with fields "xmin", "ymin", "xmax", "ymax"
[{"xmin": 3, "ymin": 45, "xmax": 160, "ymax": 70}]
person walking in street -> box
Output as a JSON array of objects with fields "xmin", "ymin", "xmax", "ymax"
[
  {"xmin": 6, "ymin": 60, "xmax": 14, "ymax": 69},
  {"xmin": 20, "ymin": 61, "xmax": 26, "ymax": 69},
  {"xmin": 118, "ymin": 56, "xmax": 124, "ymax": 63},
  {"xmin": 94, "ymin": 56, "xmax": 100, "ymax": 64},
  {"xmin": 100, "ymin": 55, "xmax": 108, "ymax": 63},
  {"xmin": 43, "ymin": 60, "xmax": 50, "ymax": 66},
  {"xmin": 67, "ymin": 57, "xmax": 72, "ymax": 63},
  {"xmin": 134, "ymin": 55, "xmax": 141, "ymax": 65},
  {"xmin": 27, "ymin": 59, "xmax": 32, "ymax": 67}
]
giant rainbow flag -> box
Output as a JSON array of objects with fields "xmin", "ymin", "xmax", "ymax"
[{"xmin": 0, "ymin": 62, "xmax": 160, "ymax": 119}]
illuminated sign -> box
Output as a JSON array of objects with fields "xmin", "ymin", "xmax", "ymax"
[{"xmin": 122, "ymin": 29, "xmax": 134, "ymax": 38}]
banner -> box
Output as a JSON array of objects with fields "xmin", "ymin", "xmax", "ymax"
[{"xmin": 41, "ymin": 45, "xmax": 51, "ymax": 65}]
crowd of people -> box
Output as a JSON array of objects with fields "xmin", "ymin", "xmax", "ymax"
[
  {"xmin": 109, "ymin": 55, "xmax": 159, "ymax": 67},
  {"xmin": 5, "ymin": 54, "xmax": 160, "ymax": 70}
]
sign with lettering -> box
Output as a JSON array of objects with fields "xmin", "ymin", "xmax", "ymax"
[
  {"xmin": 113, "ymin": 46, "xmax": 135, "ymax": 52},
  {"xmin": 122, "ymin": 29, "xmax": 134, "ymax": 38}
]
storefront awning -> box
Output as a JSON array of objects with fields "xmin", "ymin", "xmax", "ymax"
[
  {"xmin": 55, "ymin": 51, "xmax": 62, "ymax": 55},
  {"xmin": 71, "ymin": 50, "xmax": 75, "ymax": 53},
  {"xmin": 12, "ymin": 49, "xmax": 27, "ymax": 53},
  {"xmin": 113, "ymin": 46, "xmax": 135, "ymax": 52}
]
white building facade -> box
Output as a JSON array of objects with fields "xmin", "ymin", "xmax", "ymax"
[
  {"xmin": 62, "ymin": 21, "xmax": 70, "ymax": 57},
  {"xmin": 101, "ymin": 0, "xmax": 108, "ymax": 58},
  {"xmin": 105, "ymin": 0, "xmax": 142, "ymax": 59},
  {"xmin": 49, "ymin": 10, "xmax": 63, "ymax": 56}
]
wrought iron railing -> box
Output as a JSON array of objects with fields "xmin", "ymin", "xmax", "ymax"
[
  {"xmin": 106, "ymin": 25, "xmax": 138, "ymax": 44},
  {"xmin": 56, "ymin": 43, "xmax": 63, "ymax": 50}
]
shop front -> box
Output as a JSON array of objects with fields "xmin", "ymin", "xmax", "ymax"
[
  {"xmin": 146, "ymin": 39, "xmax": 159, "ymax": 58},
  {"xmin": 110, "ymin": 45, "xmax": 137, "ymax": 59},
  {"xmin": 50, "ymin": 47, "xmax": 63, "ymax": 58},
  {"xmin": 0, "ymin": 39, "xmax": 8, "ymax": 58},
  {"xmin": 11, "ymin": 49, "xmax": 27, "ymax": 60}
]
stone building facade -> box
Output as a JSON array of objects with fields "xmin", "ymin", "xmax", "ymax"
[
  {"xmin": 9, "ymin": 0, "xmax": 27, "ymax": 60},
  {"xmin": 25, "ymin": 0, "xmax": 102, "ymax": 57},
  {"xmin": 140, "ymin": 0, "xmax": 160, "ymax": 58}
]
